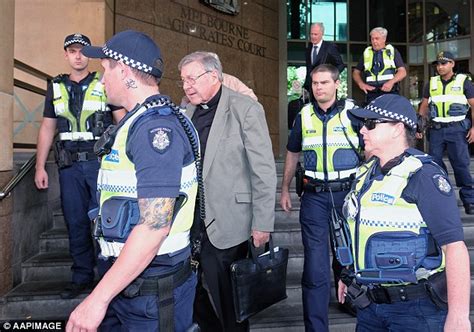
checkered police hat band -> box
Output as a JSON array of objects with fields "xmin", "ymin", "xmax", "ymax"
[
  {"xmin": 102, "ymin": 45, "xmax": 158, "ymax": 75},
  {"xmin": 365, "ymin": 104, "xmax": 416, "ymax": 129},
  {"xmin": 437, "ymin": 57, "xmax": 452, "ymax": 62},
  {"xmin": 65, "ymin": 39, "xmax": 90, "ymax": 48}
]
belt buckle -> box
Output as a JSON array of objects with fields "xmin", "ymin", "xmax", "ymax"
[{"xmin": 76, "ymin": 152, "xmax": 88, "ymax": 162}]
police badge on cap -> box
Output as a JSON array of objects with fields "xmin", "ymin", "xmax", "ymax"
[
  {"xmin": 64, "ymin": 33, "xmax": 91, "ymax": 50},
  {"xmin": 149, "ymin": 127, "xmax": 172, "ymax": 153}
]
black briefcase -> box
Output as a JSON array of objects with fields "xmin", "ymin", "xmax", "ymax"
[{"xmin": 230, "ymin": 235, "xmax": 289, "ymax": 322}]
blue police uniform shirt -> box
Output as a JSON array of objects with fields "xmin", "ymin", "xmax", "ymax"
[
  {"xmin": 422, "ymin": 74, "xmax": 474, "ymax": 99},
  {"xmin": 375, "ymin": 149, "xmax": 464, "ymax": 246},
  {"xmin": 287, "ymin": 100, "xmax": 363, "ymax": 153},
  {"xmin": 126, "ymin": 94, "xmax": 196, "ymax": 200}
]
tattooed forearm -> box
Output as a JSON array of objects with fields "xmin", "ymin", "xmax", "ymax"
[{"xmin": 137, "ymin": 197, "xmax": 175, "ymax": 231}]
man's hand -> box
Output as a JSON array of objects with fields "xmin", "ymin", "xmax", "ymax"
[
  {"xmin": 358, "ymin": 82, "xmax": 375, "ymax": 94},
  {"xmin": 380, "ymin": 80, "xmax": 395, "ymax": 92},
  {"xmin": 34, "ymin": 168, "xmax": 49, "ymax": 189},
  {"xmin": 337, "ymin": 280, "xmax": 347, "ymax": 304},
  {"xmin": 66, "ymin": 294, "xmax": 108, "ymax": 332},
  {"xmin": 466, "ymin": 127, "xmax": 474, "ymax": 144},
  {"xmin": 280, "ymin": 191, "xmax": 292, "ymax": 212},
  {"xmin": 252, "ymin": 230, "xmax": 270, "ymax": 248}
]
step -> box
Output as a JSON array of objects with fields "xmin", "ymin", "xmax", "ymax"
[
  {"xmin": 39, "ymin": 228, "xmax": 69, "ymax": 253},
  {"xmin": 52, "ymin": 211, "xmax": 67, "ymax": 230},
  {"xmin": 21, "ymin": 252, "xmax": 72, "ymax": 282},
  {"xmin": 0, "ymin": 281, "xmax": 87, "ymax": 320}
]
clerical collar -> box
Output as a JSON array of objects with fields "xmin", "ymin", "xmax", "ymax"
[{"xmin": 199, "ymin": 86, "xmax": 222, "ymax": 110}]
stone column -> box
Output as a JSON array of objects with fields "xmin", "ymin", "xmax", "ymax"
[
  {"xmin": 0, "ymin": 0, "xmax": 15, "ymax": 295},
  {"xmin": 278, "ymin": 0, "xmax": 288, "ymax": 158}
]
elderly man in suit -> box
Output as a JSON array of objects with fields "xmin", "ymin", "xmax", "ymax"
[
  {"xmin": 178, "ymin": 51, "xmax": 277, "ymax": 332},
  {"xmin": 303, "ymin": 22, "xmax": 345, "ymax": 94}
]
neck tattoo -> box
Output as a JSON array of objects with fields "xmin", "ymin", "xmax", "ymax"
[{"xmin": 125, "ymin": 79, "xmax": 137, "ymax": 89}]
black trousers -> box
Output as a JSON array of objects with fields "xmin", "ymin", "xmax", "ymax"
[{"xmin": 193, "ymin": 232, "xmax": 249, "ymax": 332}]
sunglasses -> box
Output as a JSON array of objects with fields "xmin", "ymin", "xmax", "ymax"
[{"xmin": 363, "ymin": 119, "xmax": 398, "ymax": 130}]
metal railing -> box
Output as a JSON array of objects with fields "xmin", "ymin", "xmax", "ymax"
[{"xmin": 0, "ymin": 60, "xmax": 50, "ymax": 200}]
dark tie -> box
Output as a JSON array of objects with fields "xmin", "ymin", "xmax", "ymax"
[{"xmin": 312, "ymin": 45, "xmax": 318, "ymax": 65}]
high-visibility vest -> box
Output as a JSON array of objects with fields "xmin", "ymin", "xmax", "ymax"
[
  {"xmin": 96, "ymin": 100, "xmax": 198, "ymax": 258},
  {"xmin": 363, "ymin": 45, "xmax": 396, "ymax": 87},
  {"xmin": 301, "ymin": 100, "xmax": 361, "ymax": 181}
]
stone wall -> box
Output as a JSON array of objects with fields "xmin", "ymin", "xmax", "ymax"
[{"xmin": 114, "ymin": 0, "xmax": 280, "ymax": 154}]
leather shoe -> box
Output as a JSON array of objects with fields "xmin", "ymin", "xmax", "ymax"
[
  {"xmin": 465, "ymin": 203, "xmax": 474, "ymax": 215},
  {"xmin": 60, "ymin": 282, "xmax": 92, "ymax": 299}
]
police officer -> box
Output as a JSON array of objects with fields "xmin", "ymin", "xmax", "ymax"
[
  {"xmin": 280, "ymin": 64, "xmax": 363, "ymax": 332},
  {"xmin": 34, "ymin": 33, "xmax": 124, "ymax": 299},
  {"xmin": 339, "ymin": 94, "xmax": 471, "ymax": 331},
  {"xmin": 66, "ymin": 30, "xmax": 199, "ymax": 331},
  {"xmin": 353, "ymin": 27, "xmax": 407, "ymax": 104},
  {"xmin": 419, "ymin": 51, "xmax": 474, "ymax": 215}
]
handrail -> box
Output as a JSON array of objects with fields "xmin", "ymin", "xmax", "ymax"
[
  {"xmin": 14, "ymin": 78, "xmax": 46, "ymax": 96},
  {"xmin": 0, "ymin": 154, "xmax": 37, "ymax": 200},
  {"xmin": 14, "ymin": 59, "xmax": 53, "ymax": 81},
  {"xmin": 0, "ymin": 60, "xmax": 51, "ymax": 201}
]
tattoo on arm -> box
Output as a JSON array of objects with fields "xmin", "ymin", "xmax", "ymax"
[
  {"xmin": 138, "ymin": 197, "xmax": 175, "ymax": 231},
  {"xmin": 125, "ymin": 79, "xmax": 137, "ymax": 89}
]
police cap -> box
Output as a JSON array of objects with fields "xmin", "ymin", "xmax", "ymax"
[
  {"xmin": 64, "ymin": 33, "xmax": 91, "ymax": 50},
  {"xmin": 82, "ymin": 30, "xmax": 163, "ymax": 78},
  {"xmin": 349, "ymin": 94, "xmax": 417, "ymax": 130}
]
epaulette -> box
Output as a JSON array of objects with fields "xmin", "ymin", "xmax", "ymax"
[{"xmin": 52, "ymin": 74, "xmax": 67, "ymax": 84}]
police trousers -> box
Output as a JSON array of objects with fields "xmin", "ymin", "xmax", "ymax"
[
  {"xmin": 299, "ymin": 190, "xmax": 348, "ymax": 332},
  {"xmin": 429, "ymin": 122, "xmax": 474, "ymax": 205},
  {"xmin": 59, "ymin": 159, "xmax": 99, "ymax": 284},
  {"xmin": 100, "ymin": 268, "xmax": 197, "ymax": 332},
  {"xmin": 356, "ymin": 298, "xmax": 447, "ymax": 331}
]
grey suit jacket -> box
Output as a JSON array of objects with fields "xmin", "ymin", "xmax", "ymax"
[{"xmin": 185, "ymin": 86, "xmax": 276, "ymax": 249}]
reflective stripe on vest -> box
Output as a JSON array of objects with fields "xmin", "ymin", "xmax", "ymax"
[
  {"xmin": 97, "ymin": 101, "xmax": 198, "ymax": 257},
  {"xmin": 301, "ymin": 100, "xmax": 360, "ymax": 181},
  {"xmin": 429, "ymin": 74, "xmax": 468, "ymax": 122},
  {"xmin": 348, "ymin": 155, "xmax": 445, "ymax": 282},
  {"xmin": 52, "ymin": 72, "xmax": 106, "ymax": 136},
  {"xmin": 363, "ymin": 45, "xmax": 396, "ymax": 86}
]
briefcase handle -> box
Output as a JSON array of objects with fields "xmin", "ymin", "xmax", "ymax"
[{"xmin": 248, "ymin": 234, "xmax": 276, "ymax": 266}]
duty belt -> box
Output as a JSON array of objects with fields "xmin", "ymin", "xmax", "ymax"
[
  {"xmin": 71, "ymin": 151, "xmax": 97, "ymax": 162},
  {"xmin": 121, "ymin": 258, "xmax": 192, "ymax": 298},
  {"xmin": 430, "ymin": 121, "xmax": 462, "ymax": 129},
  {"xmin": 303, "ymin": 178, "xmax": 352, "ymax": 193},
  {"xmin": 367, "ymin": 281, "xmax": 429, "ymax": 304}
]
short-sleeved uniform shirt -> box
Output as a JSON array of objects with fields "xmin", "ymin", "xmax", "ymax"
[
  {"xmin": 125, "ymin": 94, "xmax": 197, "ymax": 267},
  {"xmin": 372, "ymin": 149, "xmax": 464, "ymax": 246},
  {"xmin": 126, "ymin": 95, "xmax": 196, "ymax": 200},
  {"xmin": 287, "ymin": 100, "xmax": 364, "ymax": 153}
]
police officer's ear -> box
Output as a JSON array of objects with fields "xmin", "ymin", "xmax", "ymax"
[
  {"xmin": 390, "ymin": 122, "xmax": 406, "ymax": 139},
  {"xmin": 116, "ymin": 60, "xmax": 130, "ymax": 80}
]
